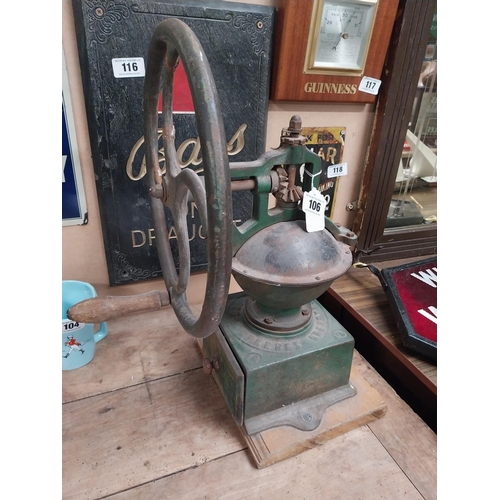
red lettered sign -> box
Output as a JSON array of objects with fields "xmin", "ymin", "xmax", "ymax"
[{"xmin": 390, "ymin": 262, "xmax": 437, "ymax": 343}]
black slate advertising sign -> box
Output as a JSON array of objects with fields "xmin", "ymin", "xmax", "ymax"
[{"xmin": 72, "ymin": 0, "xmax": 275, "ymax": 285}]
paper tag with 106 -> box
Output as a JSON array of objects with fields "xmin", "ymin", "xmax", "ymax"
[{"xmin": 302, "ymin": 188, "xmax": 326, "ymax": 233}]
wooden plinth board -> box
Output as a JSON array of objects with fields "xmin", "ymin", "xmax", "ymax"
[
  {"xmin": 197, "ymin": 340, "xmax": 387, "ymax": 469},
  {"xmin": 244, "ymin": 365, "xmax": 387, "ymax": 468}
]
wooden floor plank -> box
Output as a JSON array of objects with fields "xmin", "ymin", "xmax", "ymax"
[
  {"xmin": 62, "ymin": 275, "xmax": 241, "ymax": 403},
  {"xmin": 62, "ymin": 350, "xmax": 436, "ymax": 500},
  {"xmin": 110, "ymin": 427, "xmax": 425, "ymax": 500},
  {"xmin": 62, "ymin": 369, "xmax": 246, "ymax": 500},
  {"xmin": 62, "ymin": 309, "xmax": 203, "ymax": 403},
  {"xmin": 354, "ymin": 353, "xmax": 437, "ymax": 500},
  {"xmin": 63, "ymin": 275, "xmax": 436, "ymax": 500}
]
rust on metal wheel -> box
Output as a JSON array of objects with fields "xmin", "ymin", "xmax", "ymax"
[{"xmin": 143, "ymin": 19, "xmax": 233, "ymax": 338}]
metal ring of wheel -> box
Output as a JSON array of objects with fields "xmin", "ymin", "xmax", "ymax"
[{"xmin": 143, "ymin": 18, "xmax": 233, "ymax": 338}]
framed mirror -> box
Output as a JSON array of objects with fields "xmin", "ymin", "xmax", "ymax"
[{"xmin": 353, "ymin": 0, "xmax": 437, "ymax": 262}]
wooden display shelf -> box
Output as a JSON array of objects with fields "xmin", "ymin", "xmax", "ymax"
[{"xmin": 319, "ymin": 257, "xmax": 437, "ymax": 432}]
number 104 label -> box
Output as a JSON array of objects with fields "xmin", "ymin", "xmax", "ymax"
[
  {"xmin": 112, "ymin": 58, "xmax": 145, "ymax": 78},
  {"xmin": 62, "ymin": 320, "xmax": 84, "ymax": 333}
]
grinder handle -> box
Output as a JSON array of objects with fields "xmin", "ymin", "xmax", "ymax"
[{"xmin": 67, "ymin": 290, "xmax": 170, "ymax": 323}]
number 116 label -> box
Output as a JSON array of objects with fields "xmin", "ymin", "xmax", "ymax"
[{"xmin": 112, "ymin": 57, "xmax": 145, "ymax": 78}]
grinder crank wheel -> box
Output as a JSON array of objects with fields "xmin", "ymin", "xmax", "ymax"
[{"xmin": 143, "ymin": 19, "xmax": 233, "ymax": 338}]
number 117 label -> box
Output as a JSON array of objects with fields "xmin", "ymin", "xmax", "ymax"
[{"xmin": 359, "ymin": 76, "xmax": 381, "ymax": 95}]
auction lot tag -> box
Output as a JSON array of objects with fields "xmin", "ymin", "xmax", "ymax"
[
  {"xmin": 112, "ymin": 57, "xmax": 145, "ymax": 78},
  {"xmin": 327, "ymin": 162, "xmax": 348, "ymax": 178},
  {"xmin": 359, "ymin": 76, "xmax": 381, "ymax": 95},
  {"xmin": 302, "ymin": 188, "xmax": 326, "ymax": 232},
  {"xmin": 62, "ymin": 320, "xmax": 84, "ymax": 333}
]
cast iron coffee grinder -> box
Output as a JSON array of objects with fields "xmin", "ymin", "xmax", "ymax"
[{"xmin": 69, "ymin": 19, "xmax": 377, "ymax": 453}]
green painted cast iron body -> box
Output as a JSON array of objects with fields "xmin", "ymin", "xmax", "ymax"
[
  {"xmin": 203, "ymin": 293, "xmax": 355, "ymax": 427},
  {"xmin": 229, "ymin": 144, "xmax": 322, "ymax": 254}
]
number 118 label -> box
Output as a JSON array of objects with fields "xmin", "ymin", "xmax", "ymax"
[{"xmin": 327, "ymin": 162, "xmax": 348, "ymax": 178}]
